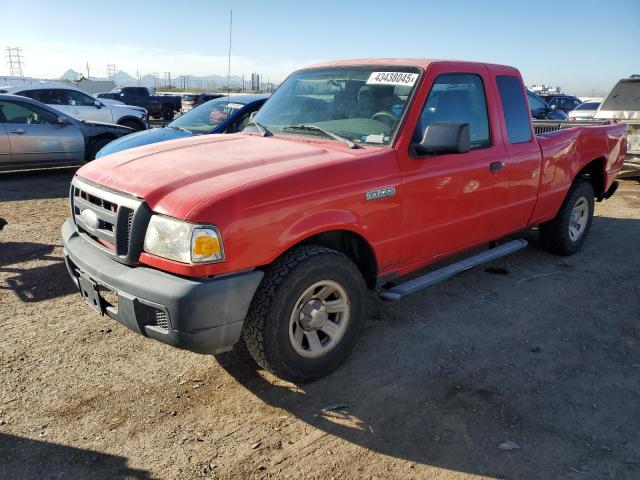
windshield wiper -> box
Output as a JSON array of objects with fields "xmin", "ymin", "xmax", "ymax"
[
  {"xmin": 283, "ymin": 124, "xmax": 360, "ymax": 149},
  {"xmin": 248, "ymin": 121, "xmax": 272, "ymax": 137}
]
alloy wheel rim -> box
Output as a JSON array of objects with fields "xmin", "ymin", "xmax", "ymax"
[
  {"xmin": 288, "ymin": 280, "xmax": 351, "ymax": 359},
  {"xmin": 569, "ymin": 196, "xmax": 589, "ymax": 241}
]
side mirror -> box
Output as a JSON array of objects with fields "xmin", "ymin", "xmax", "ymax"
[
  {"xmin": 94, "ymin": 100, "xmax": 103, "ymax": 109},
  {"xmin": 57, "ymin": 116, "xmax": 70, "ymax": 126},
  {"xmin": 248, "ymin": 111, "xmax": 258, "ymax": 122},
  {"xmin": 413, "ymin": 122, "xmax": 470, "ymax": 156}
]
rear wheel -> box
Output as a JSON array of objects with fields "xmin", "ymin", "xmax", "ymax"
[
  {"xmin": 243, "ymin": 245, "xmax": 368, "ymax": 383},
  {"xmin": 161, "ymin": 106, "xmax": 175, "ymax": 121},
  {"xmin": 540, "ymin": 178, "xmax": 594, "ymax": 255}
]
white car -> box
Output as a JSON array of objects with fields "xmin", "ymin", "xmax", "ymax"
[
  {"xmin": 0, "ymin": 82, "xmax": 148, "ymax": 130},
  {"xmin": 568, "ymin": 100, "xmax": 602, "ymax": 121}
]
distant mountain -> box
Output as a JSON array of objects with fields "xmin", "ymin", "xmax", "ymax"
[
  {"xmin": 57, "ymin": 68, "xmax": 247, "ymax": 89},
  {"xmin": 61, "ymin": 69, "xmax": 81, "ymax": 81}
]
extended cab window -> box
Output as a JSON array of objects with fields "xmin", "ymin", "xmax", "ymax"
[
  {"xmin": 413, "ymin": 73, "xmax": 490, "ymax": 149},
  {"xmin": 496, "ymin": 75, "xmax": 532, "ymax": 144}
]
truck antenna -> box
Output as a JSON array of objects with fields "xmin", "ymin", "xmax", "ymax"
[{"xmin": 227, "ymin": 9, "xmax": 232, "ymax": 100}]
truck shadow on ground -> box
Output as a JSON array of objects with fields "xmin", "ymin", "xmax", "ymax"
[
  {"xmin": 0, "ymin": 242, "xmax": 77, "ymax": 302},
  {"xmin": 0, "ymin": 168, "xmax": 75, "ymax": 203},
  {"xmin": 0, "ymin": 433, "xmax": 154, "ymax": 480},
  {"xmin": 218, "ymin": 215, "xmax": 640, "ymax": 479}
]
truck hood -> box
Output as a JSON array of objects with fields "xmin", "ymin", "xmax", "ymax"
[{"xmin": 77, "ymin": 133, "xmax": 361, "ymax": 219}]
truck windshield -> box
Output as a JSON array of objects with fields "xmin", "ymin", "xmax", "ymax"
[
  {"xmin": 169, "ymin": 97, "xmax": 245, "ymax": 133},
  {"xmin": 251, "ymin": 66, "xmax": 422, "ymax": 146}
]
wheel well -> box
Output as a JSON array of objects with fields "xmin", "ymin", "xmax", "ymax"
[
  {"xmin": 85, "ymin": 133, "xmax": 116, "ymax": 159},
  {"xmin": 298, "ymin": 230, "xmax": 378, "ymax": 289},
  {"xmin": 117, "ymin": 116, "xmax": 144, "ymax": 129},
  {"xmin": 576, "ymin": 158, "xmax": 605, "ymax": 198}
]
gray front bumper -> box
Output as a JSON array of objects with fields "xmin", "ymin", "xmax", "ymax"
[{"xmin": 62, "ymin": 218, "xmax": 263, "ymax": 354}]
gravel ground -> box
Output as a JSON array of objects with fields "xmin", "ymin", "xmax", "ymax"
[{"xmin": 0, "ymin": 169, "xmax": 639, "ymax": 480}]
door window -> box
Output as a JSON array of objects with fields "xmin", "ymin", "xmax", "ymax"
[
  {"xmin": 0, "ymin": 101, "xmax": 58, "ymax": 124},
  {"xmin": 63, "ymin": 90, "xmax": 97, "ymax": 107},
  {"xmin": 413, "ymin": 73, "xmax": 490, "ymax": 149}
]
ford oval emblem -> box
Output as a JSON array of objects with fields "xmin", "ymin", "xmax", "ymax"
[{"xmin": 80, "ymin": 209, "xmax": 100, "ymax": 229}]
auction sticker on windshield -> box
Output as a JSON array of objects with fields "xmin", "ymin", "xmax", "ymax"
[{"xmin": 367, "ymin": 72, "xmax": 418, "ymax": 86}]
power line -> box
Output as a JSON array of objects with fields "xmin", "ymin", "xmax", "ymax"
[{"xmin": 6, "ymin": 47, "xmax": 24, "ymax": 77}]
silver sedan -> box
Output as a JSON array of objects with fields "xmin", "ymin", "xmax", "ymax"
[{"xmin": 0, "ymin": 94, "xmax": 131, "ymax": 171}]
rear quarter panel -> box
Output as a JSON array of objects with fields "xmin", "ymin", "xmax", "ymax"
[{"xmin": 529, "ymin": 123, "xmax": 627, "ymax": 224}]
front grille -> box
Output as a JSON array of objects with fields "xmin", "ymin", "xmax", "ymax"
[{"xmin": 71, "ymin": 177, "xmax": 150, "ymax": 265}]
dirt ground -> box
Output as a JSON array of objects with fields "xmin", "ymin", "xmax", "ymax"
[{"xmin": 1, "ymin": 169, "xmax": 639, "ymax": 480}]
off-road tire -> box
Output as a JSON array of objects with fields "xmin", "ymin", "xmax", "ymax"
[
  {"xmin": 539, "ymin": 178, "xmax": 594, "ymax": 255},
  {"xmin": 243, "ymin": 245, "xmax": 368, "ymax": 383}
]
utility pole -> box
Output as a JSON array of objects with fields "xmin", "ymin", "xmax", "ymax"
[
  {"xmin": 136, "ymin": 69, "xmax": 141, "ymax": 86},
  {"xmin": 6, "ymin": 47, "xmax": 24, "ymax": 77},
  {"xmin": 85, "ymin": 61, "xmax": 91, "ymax": 79},
  {"xmin": 107, "ymin": 64, "xmax": 117, "ymax": 81},
  {"xmin": 164, "ymin": 72, "xmax": 171, "ymax": 89}
]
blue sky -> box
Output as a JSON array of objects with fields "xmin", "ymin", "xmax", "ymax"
[{"xmin": 1, "ymin": 0, "xmax": 638, "ymax": 94}]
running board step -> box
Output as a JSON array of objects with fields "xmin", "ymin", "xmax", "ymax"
[{"xmin": 380, "ymin": 239, "xmax": 528, "ymax": 301}]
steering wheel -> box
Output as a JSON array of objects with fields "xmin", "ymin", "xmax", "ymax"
[{"xmin": 370, "ymin": 111, "xmax": 397, "ymax": 127}]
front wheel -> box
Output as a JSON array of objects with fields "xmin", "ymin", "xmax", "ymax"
[
  {"xmin": 243, "ymin": 246, "xmax": 368, "ymax": 383},
  {"xmin": 539, "ymin": 178, "xmax": 594, "ymax": 255}
]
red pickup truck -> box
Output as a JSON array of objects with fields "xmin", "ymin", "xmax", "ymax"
[{"xmin": 62, "ymin": 59, "xmax": 626, "ymax": 382}]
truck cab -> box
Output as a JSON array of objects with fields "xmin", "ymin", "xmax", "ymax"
[
  {"xmin": 112, "ymin": 87, "xmax": 181, "ymax": 120},
  {"xmin": 62, "ymin": 59, "xmax": 626, "ymax": 382}
]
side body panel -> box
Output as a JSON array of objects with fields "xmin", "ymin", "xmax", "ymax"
[
  {"xmin": 6, "ymin": 122, "xmax": 84, "ymax": 164},
  {"xmin": 529, "ymin": 123, "xmax": 627, "ymax": 224}
]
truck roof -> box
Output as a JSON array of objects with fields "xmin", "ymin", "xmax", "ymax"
[{"xmin": 301, "ymin": 58, "xmax": 520, "ymax": 74}]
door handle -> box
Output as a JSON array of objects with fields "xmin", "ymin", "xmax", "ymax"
[
  {"xmin": 10, "ymin": 129, "xmax": 25, "ymax": 135},
  {"xmin": 490, "ymin": 161, "xmax": 504, "ymax": 173}
]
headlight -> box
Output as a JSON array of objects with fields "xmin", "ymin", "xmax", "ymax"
[{"xmin": 143, "ymin": 215, "xmax": 224, "ymax": 264}]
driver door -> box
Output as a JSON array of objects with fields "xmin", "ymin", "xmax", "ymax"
[{"xmin": 395, "ymin": 65, "xmax": 511, "ymax": 270}]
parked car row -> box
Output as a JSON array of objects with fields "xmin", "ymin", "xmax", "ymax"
[
  {"xmin": 0, "ymin": 82, "xmax": 148, "ymax": 131},
  {"xmin": 1, "ymin": 70, "xmax": 638, "ymax": 175},
  {"xmin": 97, "ymin": 94, "xmax": 269, "ymax": 157},
  {"xmin": 181, "ymin": 93, "xmax": 226, "ymax": 112}
]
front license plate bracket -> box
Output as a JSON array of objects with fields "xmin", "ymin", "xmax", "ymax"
[{"xmin": 78, "ymin": 273, "xmax": 103, "ymax": 315}]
